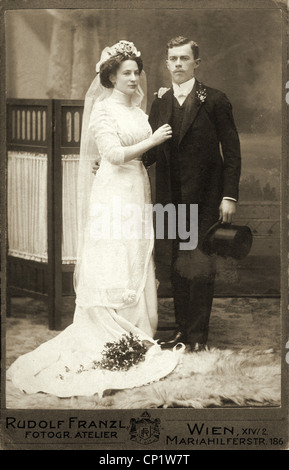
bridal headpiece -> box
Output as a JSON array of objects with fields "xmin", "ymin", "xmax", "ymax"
[{"xmin": 95, "ymin": 40, "xmax": 141, "ymax": 73}]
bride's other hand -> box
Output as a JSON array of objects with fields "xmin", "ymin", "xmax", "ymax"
[
  {"xmin": 92, "ymin": 161, "xmax": 100, "ymax": 174},
  {"xmin": 151, "ymin": 124, "xmax": 172, "ymax": 145}
]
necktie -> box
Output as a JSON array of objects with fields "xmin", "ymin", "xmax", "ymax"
[{"xmin": 174, "ymin": 90, "xmax": 187, "ymax": 105}]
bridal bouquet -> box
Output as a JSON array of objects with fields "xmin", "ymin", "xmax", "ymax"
[
  {"xmin": 94, "ymin": 332, "xmax": 148, "ymax": 371},
  {"xmin": 57, "ymin": 333, "xmax": 149, "ymax": 380}
]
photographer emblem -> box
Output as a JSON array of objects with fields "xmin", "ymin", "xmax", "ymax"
[{"xmin": 128, "ymin": 411, "xmax": 160, "ymax": 444}]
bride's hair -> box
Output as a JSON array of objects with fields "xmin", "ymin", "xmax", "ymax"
[{"xmin": 100, "ymin": 54, "xmax": 143, "ymax": 89}]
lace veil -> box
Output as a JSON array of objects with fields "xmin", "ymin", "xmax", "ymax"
[{"xmin": 74, "ymin": 41, "xmax": 147, "ymax": 292}]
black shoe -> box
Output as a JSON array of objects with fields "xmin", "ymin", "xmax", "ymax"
[
  {"xmin": 188, "ymin": 342, "xmax": 207, "ymax": 353},
  {"xmin": 159, "ymin": 330, "xmax": 187, "ymax": 349}
]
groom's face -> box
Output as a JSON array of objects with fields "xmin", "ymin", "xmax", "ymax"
[{"xmin": 166, "ymin": 44, "xmax": 199, "ymax": 85}]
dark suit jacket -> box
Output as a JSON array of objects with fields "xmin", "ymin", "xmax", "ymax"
[{"xmin": 144, "ymin": 79, "xmax": 241, "ymax": 244}]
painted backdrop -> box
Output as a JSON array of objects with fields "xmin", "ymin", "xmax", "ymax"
[{"xmin": 5, "ymin": 7, "xmax": 283, "ymax": 295}]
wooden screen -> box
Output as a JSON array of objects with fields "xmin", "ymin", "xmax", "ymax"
[{"xmin": 7, "ymin": 99, "xmax": 84, "ymax": 330}]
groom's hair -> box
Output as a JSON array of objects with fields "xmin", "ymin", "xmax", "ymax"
[{"xmin": 167, "ymin": 36, "xmax": 199, "ymax": 60}]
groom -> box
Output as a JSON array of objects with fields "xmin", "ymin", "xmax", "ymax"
[{"xmin": 143, "ymin": 36, "xmax": 241, "ymax": 352}]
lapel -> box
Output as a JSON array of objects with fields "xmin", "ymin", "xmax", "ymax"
[
  {"xmin": 156, "ymin": 80, "xmax": 205, "ymax": 159},
  {"xmin": 158, "ymin": 88, "xmax": 174, "ymax": 161},
  {"xmin": 158, "ymin": 87, "xmax": 173, "ymax": 124},
  {"xmin": 178, "ymin": 79, "xmax": 204, "ymax": 144}
]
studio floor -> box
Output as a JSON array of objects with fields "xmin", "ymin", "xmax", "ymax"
[
  {"xmin": 4, "ymin": 295, "xmax": 283, "ymax": 411},
  {"xmin": 5, "ymin": 295, "xmax": 281, "ymax": 369}
]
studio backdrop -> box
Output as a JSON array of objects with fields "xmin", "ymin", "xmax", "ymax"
[{"xmin": 5, "ymin": 8, "xmax": 282, "ymax": 310}]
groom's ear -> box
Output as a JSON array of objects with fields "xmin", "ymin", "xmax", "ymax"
[{"xmin": 194, "ymin": 58, "xmax": 201, "ymax": 68}]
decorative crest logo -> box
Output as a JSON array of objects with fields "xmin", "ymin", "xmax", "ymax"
[{"xmin": 128, "ymin": 411, "xmax": 161, "ymax": 445}]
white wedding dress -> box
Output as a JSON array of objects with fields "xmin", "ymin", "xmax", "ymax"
[{"xmin": 7, "ymin": 89, "xmax": 182, "ymax": 398}]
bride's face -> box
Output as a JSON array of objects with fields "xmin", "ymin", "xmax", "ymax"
[{"xmin": 110, "ymin": 59, "xmax": 140, "ymax": 95}]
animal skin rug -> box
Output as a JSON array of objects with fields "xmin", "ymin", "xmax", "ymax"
[{"xmin": 6, "ymin": 347, "xmax": 280, "ymax": 410}]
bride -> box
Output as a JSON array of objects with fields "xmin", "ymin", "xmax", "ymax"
[{"xmin": 7, "ymin": 41, "xmax": 184, "ymax": 398}]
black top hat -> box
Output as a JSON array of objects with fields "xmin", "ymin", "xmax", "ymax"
[{"xmin": 202, "ymin": 221, "xmax": 253, "ymax": 260}]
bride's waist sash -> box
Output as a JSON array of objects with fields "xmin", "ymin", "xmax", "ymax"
[
  {"xmin": 97, "ymin": 159, "xmax": 144, "ymax": 179},
  {"xmin": 92, "ymin": 158, "xmax": 148, "ymax": 195}
]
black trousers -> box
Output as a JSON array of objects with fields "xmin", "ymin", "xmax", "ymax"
[
  {"xmin": 168, "ymin": 179, "xmax": 219, "ymax": 344},
  {"xmin": 170, "ymin": 238, "xmax": 216, "ymax": 345}
]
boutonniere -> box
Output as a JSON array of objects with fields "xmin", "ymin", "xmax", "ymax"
[
  {"xmin": 154, "ymin": 87, "xmax": 171, "ymax": 99},
  {"xmin": 196, "ymin": 86, "xmax": 207, "ymax": 105}
]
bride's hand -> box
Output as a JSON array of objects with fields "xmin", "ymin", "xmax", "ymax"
[
  {"xmin": 92, "ymin": 161, "xmax": 100, "ymax": 174},
  {"xmin": 151, "ymin": 124, "xmax": 172, "ymax": 145}
]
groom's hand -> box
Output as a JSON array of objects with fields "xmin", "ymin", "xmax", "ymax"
[{"xmin": 219, "ymin": 199, "xmax": 236, "ymax": 224}]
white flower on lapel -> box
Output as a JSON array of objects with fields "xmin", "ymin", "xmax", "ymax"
[
  {"xmin": 196, "ymin": 86, "xmax": 207, "ymax": 105},
  {"xmin": 154, "ymin": 87, "xmax": 171, "ymax": 99}
]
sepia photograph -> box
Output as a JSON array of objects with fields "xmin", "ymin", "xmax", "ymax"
[{"xmin": 0, "ymin": 0, "xmax": 288, "ymax": 451}]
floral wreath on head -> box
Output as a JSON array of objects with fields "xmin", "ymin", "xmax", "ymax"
[
  {"xmin": 109, "ymin": 40, "xmax": 141, "ymax": 58},
  {"xmin": 96, "ymin": 40, "xmax": 141, "ymax": 73}
]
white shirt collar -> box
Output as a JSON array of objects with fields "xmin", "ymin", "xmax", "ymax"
[{"xmin": 172, "ymin": 77, "xmax": 196, "ymax": 98}]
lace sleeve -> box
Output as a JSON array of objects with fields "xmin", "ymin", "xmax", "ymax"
[{"xmin": 89, "ymin": 102, "xmax": 125, "ymax": 165}]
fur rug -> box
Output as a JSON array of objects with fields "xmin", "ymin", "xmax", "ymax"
[{"xmin": 6, "ymin": 346, "xmax": 280, "ymax": 409}]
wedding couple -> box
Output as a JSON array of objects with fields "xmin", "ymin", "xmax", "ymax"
[{"xmin": 7, "ymin": 36, "xmax": 241, "ymax": 398}]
